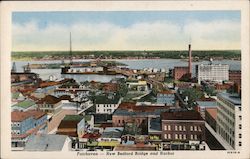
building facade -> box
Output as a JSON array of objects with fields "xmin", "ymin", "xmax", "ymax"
[
  {"xmin": 95, "ymin": 94, "xmax": 121, "ymax": 114},
  {"xmin": 173, "ymin": 67, "xmax": 189, "ymax": 80},
  {"xmin": 11, "ymin": 110, "xmax": 47, "ymax": 150},
  {"xmin": 196, "ymin": 64, "xmax": 229, "ymax": 84},
  {"xmin": 37, "ymin": 95, "xmax": 62, "ymax": 115},
  {"xmin": 157, "ymin": 90, "xmax": 175, "ymax": 105},
  {"xmin": 161, "ymin": 110, "xmax": 206, "ymax": 150},
  {"xmin": 216, "ymin": 92, "xmax": 242, "ymax": 150}
]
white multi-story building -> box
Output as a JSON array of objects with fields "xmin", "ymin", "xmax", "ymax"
[
  {"xmin": 95, "ymin": 94, "xmax": 122, "ymax": 114},
  {"xmin": 216, "ymin": 92, "xmax": 242, "ymax": 150},
  {"xmin": 196, "ymin": 64, "xmax": 229, "ymax": 84}
]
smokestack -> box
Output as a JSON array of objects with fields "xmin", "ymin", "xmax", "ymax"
[{"xmin": 188, "ymin": 44, "xmax": 192, "ymax": 76}]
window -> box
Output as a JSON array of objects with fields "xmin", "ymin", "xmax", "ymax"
[
  {"xmin": 118, "ymin": 120, "xmax": 120, "ymax": 124},
  {"xmin": 239, "ymin": 115, "xmax": 242, "ymax": 120},
  {"xmin": 175, "ymin": 134, "xmax": 178, "ymax": 139},
  {"xmin": 239, "ymin": 124, "xmax": 242, "ymax": 129},
  {"xmin": 194, "ymin": 126, "xmax": 197, "ymax": 131},
  {"xmin": 168, "ymin": 134, "xmax": 171, "ymax": 139},
  {"xmin": 183, "ymin": 126, "xmax": 186, "ymax": 131},
  {"xmin": 239, "ymin": 134, "xmax": 242, "ymax": 138},
  {"xmin": 239, "ymin": 107, "xmax": 241, "ymax": 111},
  {"xmin": 175, "ymin": 125, "xmax": 178, "ymax": 131},
  {"xmin": 190, "ymin": 126, "xmax": 193, "ymax": 131},
  {"xmin": 164, "ymin": 134, "xmax": 167, "ymax": 139},
  {"xmin": 168, "ymin": 125, "xmax": 171, "ymax": 131},
  {"xmin": 183, "ymin": 134, "xmax": 186, "ymax": 140},
  {"xmin": 164, "ymin": 125, "xmax": 167, "ymax": 131},
  {"xmin": 179, "ymin": 134, "xmax": 182, "ymax": 139},
  {"xmin": 179, "ymin": 126, "xmax": 182, "ymax": 131},
  {"xmin": 239, "ymin": 142, "xmax": 242, "ymax": 146},
  {"xmin": 190, "ymin": 134, "xmax": 193, "ymax": 140},
  {"xmin": 198, "ymin": 126, "xmax": 201, "ymax": 132},
  {"xmin": 194, "ymin": 135, "xmax": 197, "ymax": 140}
]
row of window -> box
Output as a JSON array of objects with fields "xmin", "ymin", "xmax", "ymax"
[
  {"xmin": 97, "ymin": 104, "xmax": 115, "ymax": 108},
  {"xmin": 11, "ymin": 122, "xmax": 20, "ymax": 127},
  {"xmin": 96, "ymin": 109, "xmax": 113, "ymax": 113},
  {"xmin": 164, "ymin": 134, "xmax": 199, "ymax": 140},
  {"xmin": 11, "ymin": 130, "xmax": 20, "ymax": 135},
  {"xmin": 164, "ymin": 125, "xmax": 202, "ymax": 132}
]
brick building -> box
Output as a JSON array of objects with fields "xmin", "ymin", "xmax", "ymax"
[
  {"xmin": 161, "ymin": 110, "xmax": 205, "ymax": 150},
  {"xmin": 173, "ymin": 67, "xmax": 189, "ymax": 80},
  {"xmin": 205, "ymin": 108, "xmax": 217, "ymax": 131}
]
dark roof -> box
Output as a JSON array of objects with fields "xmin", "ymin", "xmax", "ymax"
[
  {"xmin": 161, "ymin": 110, "xmax": 203, "ymax": 121},
  {"xmin": 62, "ymin": 115, "xmax": 84, "ymax": 121},
  {"xmin": 12, "ymin": 110, "xmax": 46, "ymax": 122},
  {"xmin": 37, "ymin": 95, "xmax": 61, "ymax": 105},
  {"xmin": 59, "ymin": 95, "xmax": 72, "ymax": 101},
  {"xmin": 95, "ymin": 94, "xmax": 120, "ymax": 104},
  {"xmin": 94, "ymin": 114, "xmax": 112, "ymax": 124},
  {"xmin": 58, "ymin": 115, "xmax": 84, "ymax": 129},
  {"xmin": 113, "ymin": 102, "xmax": 169, "ymax": 116},
  {"xmin": 217, "ymin": 92, "xmax": 241, "ymax": 106}
]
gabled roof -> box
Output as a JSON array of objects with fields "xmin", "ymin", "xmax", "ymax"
[
  {"xmin": 11, "ymin": 110, "xmax": 46, "ymax": 122},
  {"xmin": 37, "ymin": 95, "xmax": 61, "ymax": 105}
]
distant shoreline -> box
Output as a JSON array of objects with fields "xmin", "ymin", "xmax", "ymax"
[{"xmin": 11, "ymin": 57, "xmax": 241, "ymax": 62}]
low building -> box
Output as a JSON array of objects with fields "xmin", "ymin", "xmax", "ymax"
[
  {"xmin": 57, "ymin": 115, "xmax": 85, "ymax": 138},
  {"xmin": 112, "ymin": 102, "xmax": 169, "ymax": 128},
  {"xmin": 195, "ymin": 98, "xmax": 217, "ymax": 119},
  {"xmin": 37, "ymin": 95, "xmax": 62, "ymax": 115},
  {"xmin": 97, "ymin": 127, "xmax": 124, "ymax": 150},
  {"xmin": 229, "ymin": 70, "xmax": 241, "ymax": 85},
  {"xmin": 11, "ymin": 110, "xmax": 47, "ymax": 150},
  {"xmin": 31, "ymin": 86, "xmax": 57, "ymax": 99},
  {"xmin": 11, "ymin": 99, "xmax": 37, "ymax": 112},
  {"xmin": 11, "ymin": 92, "xmax": 25, "ymax": 103},
  {"xmin": 157, "ymin": 90, "xmax": 175, "ymax": 105},
  {"xmin": 173, "ymin": 67, "xmax": 189, "ymax": 80},
  {"xmin": 161, "ymin": 110, "xmax": 206, "ymax": 150},
  {"xmin": 216, "ymin": 92, "xmax": 242, "ymax": 150},
  {"xmin": 24, "ymin": 134, "xmax": 71, "ymax": 151},
  {"xmin": 126, "ymin": 80, "xmax": 148, "ymax": 92},
  {"xmin": 205, "ymin": 108, "xmax": 217, "ymax": 131},
  {"xmin": 95, "ymin": 93, "xmax": 121, "ymax": 114}
]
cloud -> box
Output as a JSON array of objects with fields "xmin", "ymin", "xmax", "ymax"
[{"xmin": 12, "ymin": 19, "xmax": 240, "ymax": 51}]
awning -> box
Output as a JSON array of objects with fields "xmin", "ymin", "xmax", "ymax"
[{"xmin": 98, "ymin": 141, "xmax": 120, "ymax": 147}]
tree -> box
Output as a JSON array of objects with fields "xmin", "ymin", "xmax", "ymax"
[{"xmin": 181, "ymin": 88, "xmax": 203, "ymax": 107}]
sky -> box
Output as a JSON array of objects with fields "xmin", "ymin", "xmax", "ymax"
[{"xmin": 12, "ymin": 11, "xmax": 241, "ymax": 51}]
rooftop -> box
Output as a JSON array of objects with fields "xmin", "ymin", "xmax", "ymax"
[
  {"xmin": 24, "ymin": 134, "xmax": 68, "ymax": 151},
  {"xmin": 197, "ymin": 101, "xmax": 217, "ymax": 107},
  {"xmin": 206, "ymin": 108, "xmax": 217, "ymax": 120},
  {"xmin": 95, "ymin": 93, "xmax": 120, "ymax": 104},
  {"xmin": 113, "ymin": 102, "xmax": 169, "ymax": 116},
  {"xmin": 12, "ymin": 110, "xmax": 46, "ymax": 122},
  {"xmin": 217, "ymin": 92, "xmax": 241, "ymax": 106},
  {"xmin": 161, "ymin": 110, "xmax": 204, "ymax": 121},
  {"xmin": 62, "ymin": 115, "xmax": 84, "ymax": 121},
  {"xmin": 101, "ymin": 127, "xmax": 124, "ymax": 138},
  {"xmin": 12, "ymin": 99, "xmax": 36, "ymax": 109},
  {"xmin": 37, "ymin": 95, "xmax": 61, "ymax": 105}
]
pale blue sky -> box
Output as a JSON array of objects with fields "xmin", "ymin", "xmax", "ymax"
[{"xmin": 12, "ymin": 11, "xmax": 241, "ymax": 51}]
